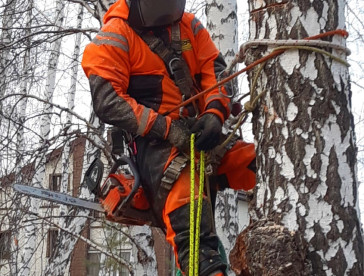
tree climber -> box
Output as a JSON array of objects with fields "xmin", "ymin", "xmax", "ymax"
[{"xmin": 82, "ymin": 0, "xmax": 256, "ymax": 275}]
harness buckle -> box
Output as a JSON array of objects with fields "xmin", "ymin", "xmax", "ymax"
[
  {"xmin": 179, "ymin": 95, "xmax": 185, "ymax": 116},
  {"xmin": 205, "ymin": 164, "xmax": 214, "ymax": 176},
  {"xmin": 169, "ymin": 57, "xmax": 181, "ymax": 75}
]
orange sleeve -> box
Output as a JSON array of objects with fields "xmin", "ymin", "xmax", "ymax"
[{"xmin": 81, "ymin": 18, "xmax": 171, "ymax": 139}]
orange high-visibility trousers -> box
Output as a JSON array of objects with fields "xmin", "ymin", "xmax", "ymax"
[{"xmin": 162, "ymin": 140, "xmax": 256, "ymax": 275}]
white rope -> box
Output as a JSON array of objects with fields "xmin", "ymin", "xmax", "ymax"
[
  {"xmin": 240, "ymin": 38, "xmax": 351, "ymax": 58},
  {"xmin": 225, "ymin": 38, "xmax": 351, "ymax": 74}
]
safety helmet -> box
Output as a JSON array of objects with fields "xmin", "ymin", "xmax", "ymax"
[{"xmin": 127, "ymin": 0, "xmax": 186, "ymax": 28}]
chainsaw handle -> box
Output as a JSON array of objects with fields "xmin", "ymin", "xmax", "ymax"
[
  {"xmin": 110, "ymin": 155, "xmax": 140, "ymax": 185},
  {"xmin": 110, "ymin": 155, "xmax": 141, "ymax": 208}
]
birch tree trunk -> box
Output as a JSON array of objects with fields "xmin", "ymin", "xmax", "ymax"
[
  {"xmin": 230, "ymin": 0, "xmax": 363, "ymax": 275},
  {"xmin": 0, "ymin": 0, "xmax": 17, "ymax": 172},
  {"xmin": 205, "ymin": 0, "xmax": 239, "ymax": 273},
  {"xmin": 0, "ymin": 0, "xmax": 16, "ymax": 97},
  {"xmin": 130, "ymin": 226, "xmax": 158, "ymax": 275},
  {"xmin": 18, "ymin": 1, "xmax": 65, "ymax": 274},
  {"xmin": 43, "ymin": 6, "xmax": 84, "ymax": 274},
  {"xmin": 42, "ymin": 112, "xmax": 105, "ymax": 276},
  {"xmin": 10, "ymin": 1, "xmax": 34, "ymax": 274},
  {"xmin": 59, "ymin": 5, "xmax": 84, "ymax": 224}
]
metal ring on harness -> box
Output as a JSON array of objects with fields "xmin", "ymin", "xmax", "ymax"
[{"xmin": 169, "ymin": 57, "xmax": 181, "ymax": 75}]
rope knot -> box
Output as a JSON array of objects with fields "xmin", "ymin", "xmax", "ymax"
[{"xmin": 244, "ymin": 101, "xmax": 255, "ymax": 112}]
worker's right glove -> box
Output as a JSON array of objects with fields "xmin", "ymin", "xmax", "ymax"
[
  {"xmin": 167, "ymin": 118, "xmax": 195, "ymax": 153},
  {"xmin": 191, "ymin": 113, "xmax": 222, "ymax": 151}
]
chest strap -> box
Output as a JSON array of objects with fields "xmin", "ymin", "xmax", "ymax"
[{"xmin": 135, "ymin": 24, "xmax": 198, "ymax": 116}]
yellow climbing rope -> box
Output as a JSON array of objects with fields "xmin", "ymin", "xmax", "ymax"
[
  {"xmin": 189, "ymin": 134, "xmax": 196, "ymax": 276},
  {"xmin": 189, "ymin": 134, "xmax": 205, "ymax": 276}
]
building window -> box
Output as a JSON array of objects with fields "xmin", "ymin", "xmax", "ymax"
[
  {"xmin": 0, "ymin": 230, "xmax": 11, "ymax": 260},
  {"xmin": 91, "ymin": 209, "xmax": 103, "ymax": 219},
  {"xmin": 46, "ymin": 229, "xmax": 58, "ymax": 258},
  {"xmin": 87, "ymin": 251, "xmax": 131, "ymax": 276},
  {"xmin": 87, "ymin": 252, "xmax": 101, "ymax": 276},
  {"xmin": 108, "ymin": 251, "xmax": 130, "ymax": 276},
  {"xmin": 118, "ymin": 251, "xmax": 131, "ymax": 276},
  {"xmin": 49, "ymin": 174, "xmax": 62, "ymax": 192}
]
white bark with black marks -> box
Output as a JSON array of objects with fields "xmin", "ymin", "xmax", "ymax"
[
  {"xmin": 43, "ymin": 6, "xmax": 84, "ymax": 275},
  {"xmin": 130, "ymin": 226, "xmax": 158, "ymax": 275},
  {"xmin": 206, "ymin": 0, "xmax": 239, "ymax": 274},
  {"xmin": 0, "ymin": 0, "xmax": 17, "ymax": 172},
  {"xmin": 238, "ymin": 0, "xmax": 363, "ymax": 275},
  {"xmin": 19, "ymin": 1, "xmax": 65, "ymax": 275},
  {"xmin": 11, "ymin": 1, "xmax": 33, "ymax": 274}
]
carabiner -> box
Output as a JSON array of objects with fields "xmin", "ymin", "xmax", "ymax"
[{"xmin": 169, "ymin": 57, "xmax": 181, "ymax": 75}]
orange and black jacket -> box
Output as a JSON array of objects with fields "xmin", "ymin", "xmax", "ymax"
[{"xmin": 82, "ymin": 0, "xmax": 231, "ymax": 140}]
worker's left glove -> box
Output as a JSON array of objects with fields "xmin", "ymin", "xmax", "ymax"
[
  {"xmin": 191, "ymin": 113, "xmax": 222, "ymax": 151},
  {"xmin": 167, "ymin": 119, "xmax": 193, "ymax": 153}
]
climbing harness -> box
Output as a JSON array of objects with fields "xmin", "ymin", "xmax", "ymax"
[
  {"xmin": 135, "ymin": 23, "xmax": 200, "ymax": 116},
  {"xmin": 105, "ymin": 126, "xmax": 189, "ymax": 228},
  {"xmin": 189, "ymin": 133, "xmax": 205, "ymax": 276}
]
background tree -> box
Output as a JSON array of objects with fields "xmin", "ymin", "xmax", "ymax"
[
  {"xmin": 205, "ymin": 1, "xmax": 241, "ymax": 275},
  {"xmin": 18, "ymin": 1, "xmax": 66, "ymax": 274},
  {"xmin": 230, "ymin": 0, "xmax": 363, "ymax": 275},
  {"xmin": 0, "ymin": 0, "xmax": 18, "ymax": 174}
]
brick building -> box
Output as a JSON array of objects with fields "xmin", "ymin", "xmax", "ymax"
[{"xmin": 0, "ymin": 136, "xmax": 174, "ymax": 276}]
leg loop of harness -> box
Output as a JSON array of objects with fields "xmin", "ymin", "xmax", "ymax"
[{"xmin": 153, "ymin": 154, "xmax": 189, "ymax": 227}]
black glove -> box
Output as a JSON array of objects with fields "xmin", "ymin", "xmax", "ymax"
[
  {"xmin": 191, "ymin": 113, "xmax": 222, "ymax": 151},
  {"xmin": 167, "ymin": 119, "xmax": 194, "ymax": 152}
]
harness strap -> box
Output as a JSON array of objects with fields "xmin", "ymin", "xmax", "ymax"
[
  {"xmin": 153, "ymin": 154, "xmax": 189, "ymax": 220},
  {"xmin": 169, "ymin": 24, "xmax": 194, "ymax": 99},
  {"xmin": 135, "ymin": 24, "xmax": 198, "ymax": 116}
]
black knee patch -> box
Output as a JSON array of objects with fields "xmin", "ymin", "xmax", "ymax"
[{"xmin": 168, "ymin": 200, "xmax": 227, "ymax": 275}]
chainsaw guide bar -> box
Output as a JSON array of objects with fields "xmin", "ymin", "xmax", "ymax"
[{"xmin": 13, "ymin": 183, "xmax": 104, "ymax": 213}]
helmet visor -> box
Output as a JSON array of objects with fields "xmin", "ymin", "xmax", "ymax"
[{"xmin": 128, "ymin": 0, "xmax": 186, "ymax": 28}]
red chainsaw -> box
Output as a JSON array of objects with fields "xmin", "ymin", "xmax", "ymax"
[{"xmin": 14, "ymin": 155, "xmax": 160, "ymax": 227}]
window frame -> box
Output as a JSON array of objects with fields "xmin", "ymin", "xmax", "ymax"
[
  {"xmin": 46, "ymin": 228, "xmax": 58, "ymax": 258},
  {"xmin": 0, "ymin": 230, "xmax": 11, "ymax": 260},
  {"xmin": 49, "ymin": 174, "xmax": 62, "ymax": 192}
]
